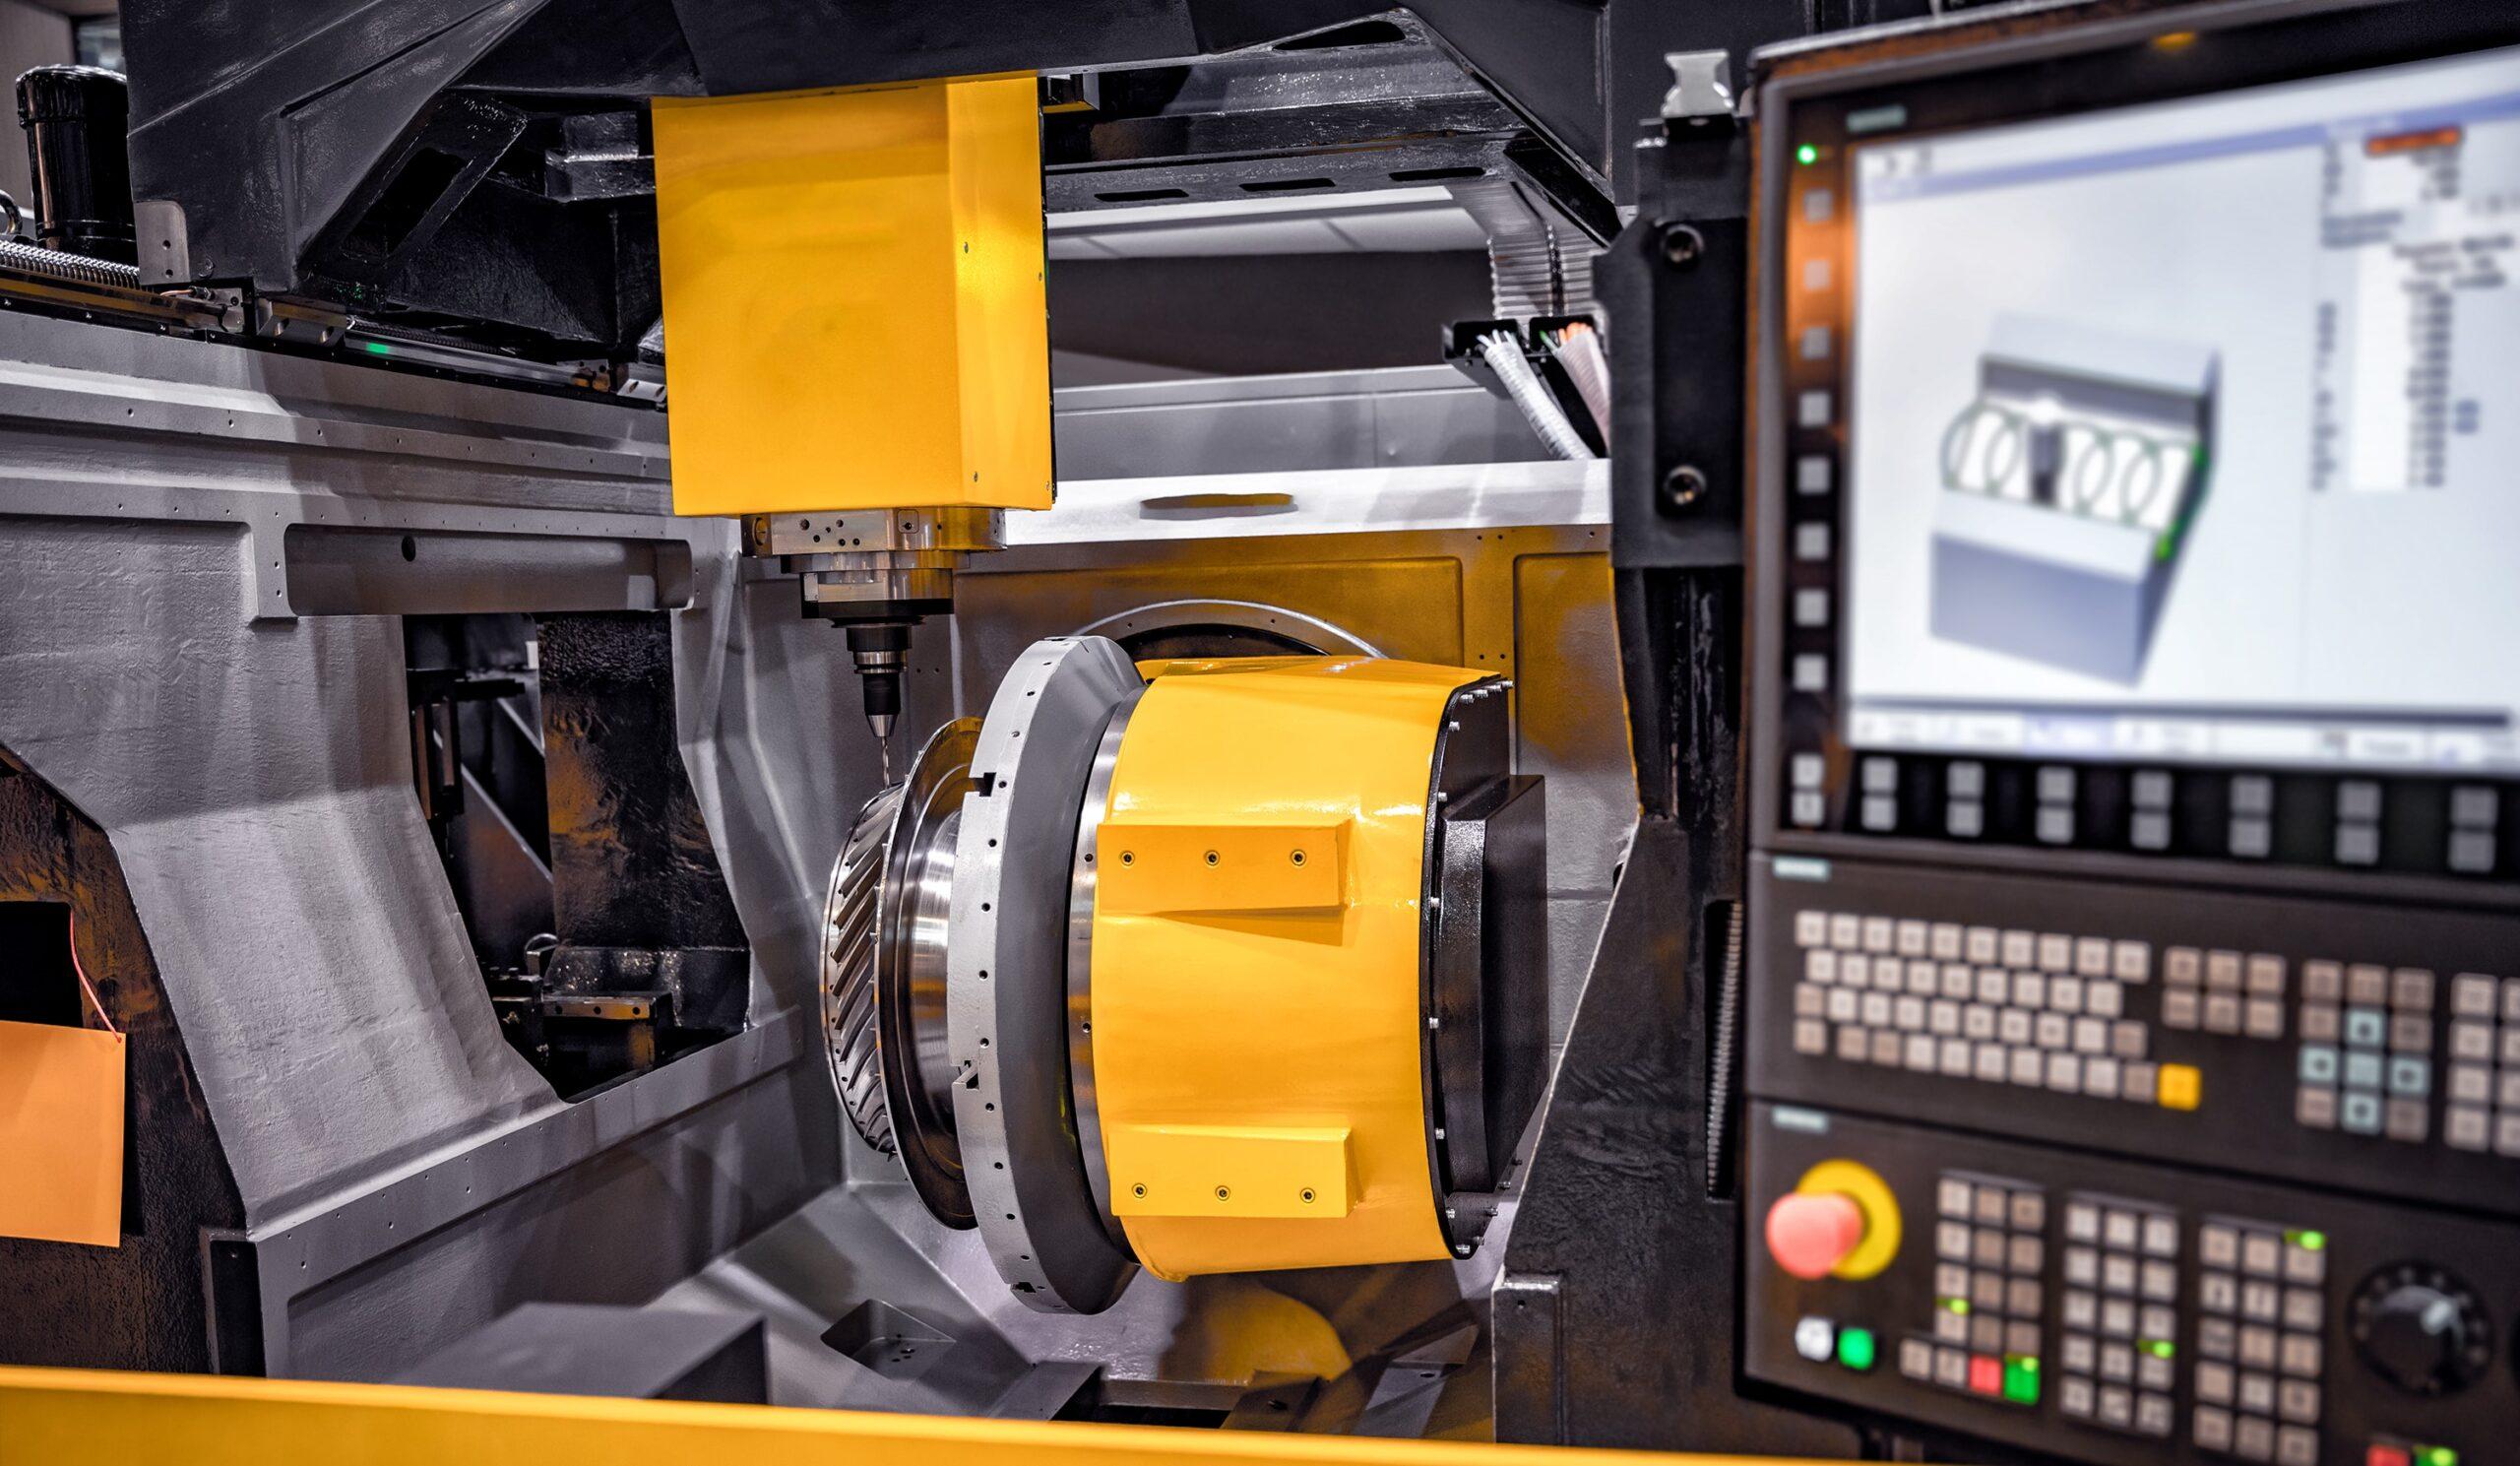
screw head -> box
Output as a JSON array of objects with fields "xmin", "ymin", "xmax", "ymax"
[
  {"xmin": 1660, "ymin": 464, "xmax": 1711, "ymax": 515},
  {"xmin": 1661, "ymin": 223, "xmax": 1706, "ymax": 269}
]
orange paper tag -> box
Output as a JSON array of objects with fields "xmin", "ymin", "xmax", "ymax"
[{"xmin": 0, "ymin": 1019, "xmax": 125, "ymax": 1247}]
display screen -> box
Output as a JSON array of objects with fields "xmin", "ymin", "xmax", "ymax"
[{"xmin": 1844, "ymin": 43, "xmax": 2520, "ymax": 772}]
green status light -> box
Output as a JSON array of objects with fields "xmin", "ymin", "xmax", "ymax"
[
  {"xmin": 1796, "ymin": 143, "xmax": 1821, "ymax": 166},
  {"xmin": 2002, "ymin": 1356, "xmax": 2040, "ymax": 1405},
  {"xmin": 360, "ymin": 342, "xmax": 394, "ymax": 356},
  {"xmin": 2144, "ymin": 1339, "xmax": 2176, "ymax": 1360},
  {"xmin": 1836, "ymin": 1326, "xmax": 1876, "ymax": 1372},
  {"xmin": 2297, "ymin": 1230, "xmax": 2327, "ymax": 1251},
  {"xmin": 2421, "ymin": 1447, "xmax": 2458, "ymax": 1466},
  {"xmin": 1940, "ymin": 1297, "xmax": 1971, "ymax": 1315}
]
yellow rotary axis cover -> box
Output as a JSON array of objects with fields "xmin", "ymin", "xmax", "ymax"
[{"xmin": 1087, "ymin": 657, "xmax": 1485, "ymax": 1281}]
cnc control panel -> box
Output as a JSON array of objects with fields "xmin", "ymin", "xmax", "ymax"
[
  {"xmin": 1740, "ymin": 5, "xmax": 2520, "ymax": 1463},
  {"xmin": 1746, "ymin": 1104, "xmax": 2515, "ymax": 1466}
]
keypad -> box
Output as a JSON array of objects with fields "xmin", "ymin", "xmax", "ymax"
[
  {"xmin": 1792, "ymin": 911, "xmax": 2182, "ymax": 1109},
  {"xmin": 2056, "ymin": 1195, "xmax": 2176, "ymax": 1439},
  {"xmin": 2162, "ymin": 946, "xmax": 2288, "ymax": 1043},
  {"xmin": 2443, "ymin": 973, "xmax": 2520, "ymax": 1156},
  {"xmin": 2296, "ymin": 960, "xmax": 2435, "ymax": 1143},
  {"xmin": 1905, "ymin": 1174, "xmax": 2045, "ymax": 1408},
  {"xmin": 2193, "ymin": 1218, "xmax": 2327, "ymax": 1465}
]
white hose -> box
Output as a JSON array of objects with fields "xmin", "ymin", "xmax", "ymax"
[
  {"xmin": 1480, "ymin": 331, "xmax": 1597, "ymax": 461},
  {"xmin": 1553, "ymin": 324, "xmax": 1611, "ymax": 440}
]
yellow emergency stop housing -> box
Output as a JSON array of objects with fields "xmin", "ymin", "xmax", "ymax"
[
  {"xmin": 651, "ymin": 75, "xmax": 1053, "ymax": 518},
  {"xmin": 824, "ymin": 640, "xmax": 1548, "ymax": 1312}
]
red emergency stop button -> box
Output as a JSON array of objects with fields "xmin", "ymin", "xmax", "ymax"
[{"xmin": 1766, "ymin": 1189, "xmax": 1868, "ymax": 1280}]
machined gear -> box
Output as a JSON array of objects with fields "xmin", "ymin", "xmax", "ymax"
[
  {"xmin": 817, "ymin": 716, "xmax": 982, "ymax": 1229},
  {"xmin": 823, "ymin": 782, "xmax": 903, "ymax": 1155}
]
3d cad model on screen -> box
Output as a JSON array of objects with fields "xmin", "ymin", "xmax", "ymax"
[{"xmin": 1928, "ymin": 313, "xmax": 2222, "ymax": 686}]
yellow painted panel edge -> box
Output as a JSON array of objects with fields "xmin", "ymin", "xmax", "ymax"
[
  {"xmin": 949, "ymin": 73, "xmax": 1055, "ymax": 511},
  {"xmin": 0, "ymin": 1366, "xmax": 1869, "ymax": 1465}
]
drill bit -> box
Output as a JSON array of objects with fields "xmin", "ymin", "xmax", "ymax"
[{"xmin": 846, "ymin": 621, "xmax": 910, "ymax": 786}]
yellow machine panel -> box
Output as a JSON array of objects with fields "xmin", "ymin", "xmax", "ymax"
[
  {"xmin": 652, "ymin": 76, "xmax": 1053, "ymax": 518},
  {"xmin": 0, "ymin": 1366, "xmax": 1837, "ymax": 1466},
  {"xmin": 1088, "ymin": 657, "xmax": 1482, "ymax": 1281}
]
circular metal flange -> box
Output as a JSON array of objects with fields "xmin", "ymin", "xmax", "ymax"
[
  {"xmin": 947, "ymin": 635, "xmax": 1144, "ymax": 1312},
  {"xmin": 1418, "ymin": 675, "xmax": 1513, "ymax": 1256},
  {"xmin": 823, "ymin": 717, "xmax": 980, "ymax": 1228},
  {"xmin": 1072, "ymin": 599, "xmax": 1384, "ymax": 659},
  {"xmin": 1065, "ymin": 685, "xmax": 1144, "ymax": 1250}
]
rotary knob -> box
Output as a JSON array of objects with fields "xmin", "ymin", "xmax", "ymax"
[{"xmin": 2351, "ymin": 1263, "xmax": 2492, "ymax": 1397}]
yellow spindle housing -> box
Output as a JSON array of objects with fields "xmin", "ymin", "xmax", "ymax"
[{"xmin": 651, "ymin": 76, "xmax": 1053, "ymax": 518}]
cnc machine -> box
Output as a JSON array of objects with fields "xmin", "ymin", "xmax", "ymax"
[{"xmin": 4, "ymin": 4, "xmax": 2519, "ymax": 1465}]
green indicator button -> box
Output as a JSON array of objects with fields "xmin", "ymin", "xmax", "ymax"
[
  {"xmin": 2002, "ymin": 1356, "xmax": 2040, "ymax": 1405},
  {"xmin": 1836, "ymin": 1326, "xmax": 1876, "ymax": 1371}
]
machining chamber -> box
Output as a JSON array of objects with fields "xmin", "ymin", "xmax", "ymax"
[{"xmin": 824, "ymin": 636, "xmax": 1547, "ymax": 1313}]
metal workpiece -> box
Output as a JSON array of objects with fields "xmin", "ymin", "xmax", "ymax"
[
  {"xmin": 947, "ymin": 637, "xmax": 1147, "ymax": 1314},
  {"xmin": 825, "ymin": 718, "xmax": 982, "ymax": 1228}
]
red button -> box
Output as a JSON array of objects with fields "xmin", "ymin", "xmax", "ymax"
[
  {"xmin": 1765, "ymin": 1191, "xmax": 1867, "ymax": 1280},
  {"xmin": 1968, "ymin": 1355, "xmax": 2003, "ymax": 1395},
  {"xmin": 2366, "ymin": 1448, "xmax": 2412, "ymax": 1466}
]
